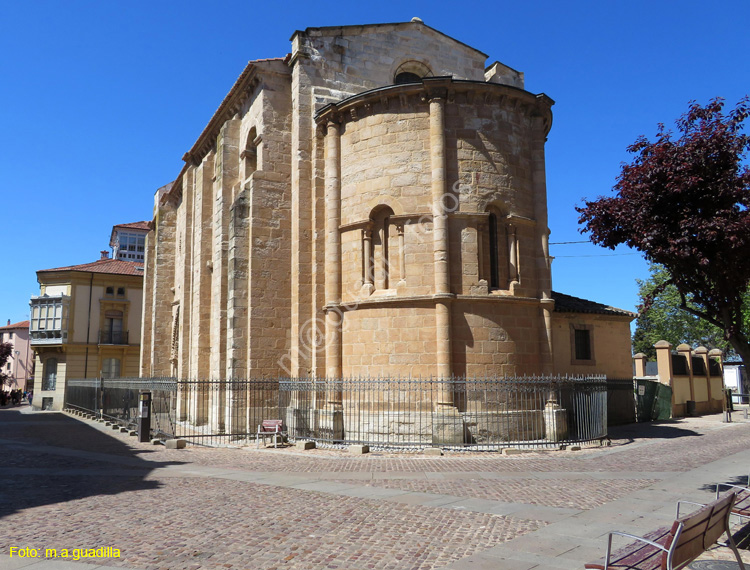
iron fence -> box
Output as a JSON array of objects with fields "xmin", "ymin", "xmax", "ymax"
[{"xmin": 64, "ymin": 375, "xmax": 608, "ymax": 449}]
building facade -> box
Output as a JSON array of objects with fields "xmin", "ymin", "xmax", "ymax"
[
  {"xmin": 142, "ymin": 20, "xmax": 634, "ymax": 386},
  {"xmin": 30, "ymin": 252, "xmax": 143, "ymax": 411},
  {"xmin": 0, "ymin": 320, "xmax": 33, "ymax": 392}
]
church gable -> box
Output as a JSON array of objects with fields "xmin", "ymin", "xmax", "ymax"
[{"xmin": 291, "ymin": 19, "xmax": 490, "ymax": 105}]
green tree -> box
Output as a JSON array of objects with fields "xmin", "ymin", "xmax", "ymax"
[{"xmin": 632, "ymin": 265, "xmax": 738, "ymax": 358}]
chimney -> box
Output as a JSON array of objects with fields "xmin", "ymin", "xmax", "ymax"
[
  {"xmin": 6, "ymin": 319, "xmax": 9, "ymax": 326},
  {"xmin": 100, "ymin": 250, "xmax": 109, "ymax": 260}
]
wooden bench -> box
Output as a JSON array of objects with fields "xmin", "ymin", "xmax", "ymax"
[
  {"xmin": 717, "ymin": 478, "xmax": 750, "ymax": 522},
  {"xmin": 257, "ymin": 420, "xmax": 285, "ymax": 448},
  {"xmin": 585, "ymin": 492, "xmax": 746, "ymax": 570}
]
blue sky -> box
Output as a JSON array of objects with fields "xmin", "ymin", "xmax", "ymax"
[{"xmin": 1, "ymin": 1, "xmax": 747, "ymax": 330}]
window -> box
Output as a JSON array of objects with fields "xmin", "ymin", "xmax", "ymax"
[
  {"xmin": 395, "ymin": 71, "xmax": 421, "ymax": 84},
  {"xmin": 29, "ymin": 295, "xmax": 68, "ymax": 342},
  {"xmin": 106, "ymin": 286, "xmax": 114, "ymax": 296},
  {"xmin": 393, "ymin": 60, "xmax": 432, "ymax": 84},
  {"xmin": 364, "ymin": 206, "xmax": 396, "ymax": 291},
  {"xmin": 574, "ymin": 329, "xmax": 591, "ymax": 360},
  {"xmin": 102, "ymin": 358, "xmax": 121, "ymax": 379},
  {"xmin": 42, "ymin": 358, "xmax": 57, "ymax": 391},
  {"xmin": 117, "ymin": 287, "xmax": 125, "ymax": 297},
  {"xmin": 113, "ymin": 231, "xmax": 146, "ymax": 262},
  {"xmin": 101, "ymin": 310, "xmax": 125, "ymax": 344},
  {"xmin": 243, "ymin": 127, "xmax": 258, "ymax": 180},
  {"xmin": 571, "ymin": 324, "xmax": 595, "ymax": 365}
]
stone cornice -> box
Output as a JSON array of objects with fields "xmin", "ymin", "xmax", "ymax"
[{"xmin": 315, "ymin": 77, "xmax": 554, "ymax": 130}]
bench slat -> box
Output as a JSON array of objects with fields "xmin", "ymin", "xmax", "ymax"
[{"xmin": 584, "ymin": 528, "xmax": 670, "ymax": 570}]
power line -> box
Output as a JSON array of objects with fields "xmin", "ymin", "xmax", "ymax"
[
  {"xmin": 554, "ymin": 253, "xmax": 640, "ymax": 258},
  {"xmin": 549, "ymin": 240, "xmax": 590, "ymax": 245}
]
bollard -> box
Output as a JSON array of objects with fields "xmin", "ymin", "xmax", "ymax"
[{"xmin": 137, "ymin": 391, "xmax": 151, "ymax": 443}]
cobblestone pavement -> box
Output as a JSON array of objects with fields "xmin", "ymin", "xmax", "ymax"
[{"xmin": 2, "ymin": 406, "xmax": 750, "ymax": 570}]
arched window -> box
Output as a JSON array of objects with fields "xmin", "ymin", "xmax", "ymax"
[
  {"xmin": 393, "ymin": 61, "xmax": 433, "ymax": 85},
  {"xmin": 42, "ymin": 358, "xmax": 57, "ymax": 391},
  {"xmin": 364, "ymin": 206, "xmax": 396, "ymax": 291},
  {"xmin": 484, "ymin": 205, "xmax": 515, "ymax": 291},
  {"xmin": 395, "ymin": 71, "xmax": 422, "ymax": 85}
]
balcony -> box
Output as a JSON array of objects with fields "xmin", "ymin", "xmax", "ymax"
[
  {"xmin": 98, "ymin": 330, "xmax": 129, "ymax": 345},
  {"xmin": 30, "ymin": 330, "xmax": 68, "ymax": 345}
]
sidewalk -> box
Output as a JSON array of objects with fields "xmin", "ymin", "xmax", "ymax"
[{"xmin": 2, "ymin": 404, "xmax": 750, "ymax": 569}]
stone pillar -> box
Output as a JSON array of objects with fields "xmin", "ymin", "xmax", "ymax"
[
  {"xmin": 429, "ymin": 94, "xmax": 453, "ymax": 393},
  {"xmin": 695, "ymin": 346, "xmax": 711, "ymax": 403},
  {"xmin": 396, "ymin": 222, "xmax": 406, "ymax": 285},
  {"xmin": 508, "ymin": 223, "xmax": 518, "ymax": 285},
  {"xmin": 633, "ymin": 353, "xmax": 648, "ymax": 377},
  {"xmin": 150, "ymin": 198, "xmax": 178, "ymax": 378},
  {"xmin": 324, "ymin": 118, "xmax": 343, "ymax": 378},
  {"xmin": 540, "ymin": 297, "xmax": 555, "ymax": 375},
  {"xmin": 654, "ymin": 340, "xmax": 675, "ymax": 417},
  {"xmin": 677, "ymin": 343, "xmax": 695, "ymax": 404},
  {"xmin": 362, "ymin": 224, "xmax": 374, "ymax": 294}
]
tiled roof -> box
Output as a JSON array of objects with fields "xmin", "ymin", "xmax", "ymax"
[
  {"xmin": 39, "ymin": 258, "xmax": 144, "ymax": 276},
  {"xmin": 113, "ymin": 221, "xmax": 151, "ymax": 231},
  {"xmin": 0, "ymin": 320, "xmax": 29, "ymax": 330},
  {"xmin": 551, "ymin": 291, "xmax": 636, "ymax": 318}
]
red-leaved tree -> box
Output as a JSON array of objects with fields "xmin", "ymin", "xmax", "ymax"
[
  {"xmin": 0, "ymin": 342, "xmax": 12, "ymax": 387},
  {"xmin": 577, "ymin": 97, "xmax": 750, "ymax": 363}
]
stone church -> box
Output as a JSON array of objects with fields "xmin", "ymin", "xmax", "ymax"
[{"xmin": 141, "ymin": 19, "xmax": 634, "ymax": 386}]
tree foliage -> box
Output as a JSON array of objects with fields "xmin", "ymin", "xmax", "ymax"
[
  {"xmin": 632, "ymin": 264, "xmax": 747, "ymax": 358},
  {"xmin": 577, "ymin": 97, "xmax": 750, "ymax": 363},
  {"xmin": 0, "ymin": 342, "xmax": 12, "ymax": 387}
]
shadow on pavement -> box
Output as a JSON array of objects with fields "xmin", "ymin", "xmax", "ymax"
[
  {"xmin": 0, "ymin": 407, "xmax": 184, "ymax": 520},
  {"xmin": 609, "ymin": 419, "xmax": 703, "ymax": 444}
]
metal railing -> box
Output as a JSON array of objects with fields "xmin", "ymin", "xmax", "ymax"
[
  {"xmin": 64, "ymin": 375, "xmax": 608, "ymax": 449},
  {"xmin": 98, "ymin": 330, "xmax": 129, "ymax": 345}
]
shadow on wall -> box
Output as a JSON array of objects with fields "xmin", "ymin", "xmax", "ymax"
[{"xmin": 0, "ymin": 408, "xmax": 185, "ymax": 520}]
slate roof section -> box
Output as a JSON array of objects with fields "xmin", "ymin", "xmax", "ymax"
[
  {"xmin": 551, "ymin": 290, "xmax": 636, "ymax": 318},
  {"xmin": 0, "ymin": 320, "xmax": 29, "ymax": 330},
  {"xmin": 39, "ymin": 258, "xmax": 144, "ymax": 276}
]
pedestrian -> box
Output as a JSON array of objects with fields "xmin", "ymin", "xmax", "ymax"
[{"xmin": 27, "ymin": 390, "xmax": 33, "ymax": 407}]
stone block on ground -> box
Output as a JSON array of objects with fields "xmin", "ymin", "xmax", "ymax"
[
  {"xmin": 165, "ymin": 439, "xmax": 187, "ymax": 449},
  {"xmin": 349, "ymin": 444, "xmax": 370, "ymax": 454},
  {"xmin": 423, "ymin": 447, "xmax": 443, "ymax": 456},
  {"xmin": 296, "ymin": 440, "xmax": 316, "ymax": 450}
]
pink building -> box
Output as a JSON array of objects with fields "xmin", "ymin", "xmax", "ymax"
[{"xmin": 0, "ymin": 320, "xmax": 33, "ymax": 392}]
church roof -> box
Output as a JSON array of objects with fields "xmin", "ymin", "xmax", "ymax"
[
  {"xmin": 294, "ymin": 19, "xmax": 488, "ymax": 58},
  {"xmin": 39, "ymin": 258, "xmax": 144, "ymax": 277},
  {"xmin": 551, "ymin": 291, "xmax": 636, "ymax": 318}
]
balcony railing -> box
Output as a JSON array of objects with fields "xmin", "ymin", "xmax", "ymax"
[
  {"xmin": 98, "ymin": 330, "xmax": 129, "ymax": 345},
  {"xmin": 30, "ymin": 330, "xmax": 67, "ymax": 345}
]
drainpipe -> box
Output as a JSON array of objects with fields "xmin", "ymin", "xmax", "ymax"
[{"xmin": 83, "ymin": 272, "xmax": 94, "ymax": 378}]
